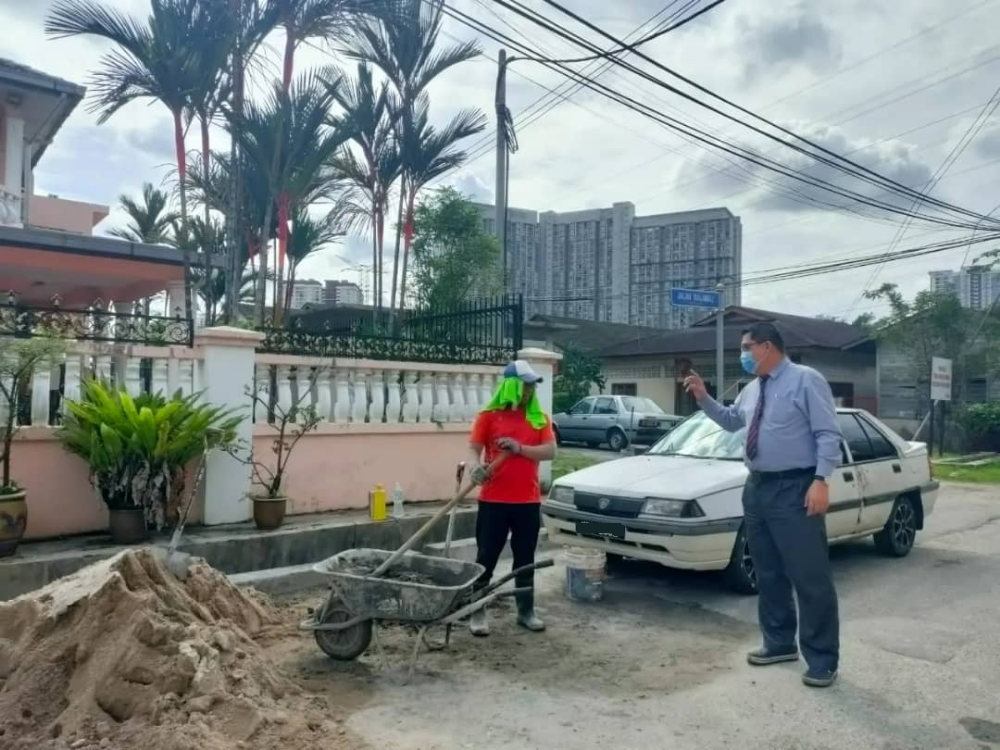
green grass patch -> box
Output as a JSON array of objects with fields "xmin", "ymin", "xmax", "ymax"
[
  {"xmin": 933, "ymin": 459, "xmax": 1000, "ymax": 484},
  {"xmin": 552, "ymin": 453, "xmax": 599, "ymax": 482}
]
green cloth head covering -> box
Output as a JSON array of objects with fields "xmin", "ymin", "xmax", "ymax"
[{"xmin": 481, "ymin": 377, "xmax": 547, "ymax": 429}]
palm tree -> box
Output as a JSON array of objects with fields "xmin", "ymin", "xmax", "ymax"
[
  {"xmin": 347, "ymin": 0, "xmax": 481, "ymax": 313},
  {"xmin": 282, "ymin": 205, "xmax": 347, "ymax": 318},
  {"xmin": 108, "ymin": 182, "xmax": 179, "ymax": 244},
  {"xmin": 396, "ymin": 97, "xmax": 486, "ymax": 314},
  {"xmin": 228, "ymin": 72, "xmax": 352, "ymax": 325},
  {"xmin": 183, "ymin": 1, "xmax": 238, "ymax": 227},
  {"xmin": 222, "ymin": 0, "xmax": 281, "ymax": 322},
  {"xmin": 46, "ymin": 0, "xmax": 205, "ymax": 327},
  {"xmin": 109, "ymin": 182, "xmax": 179, "ymax": 315},
  {"xmin": 265, "ymin": 1, "xmax": 394, "ymax": 319},
  {"xmin": 326, "ymin": 63, "xmax": 399, "ymax": 315},
  {"xmin": 178, "ymin": 216, "xmax": 227, "ymax": 325},
  {"xmin": 269, "ymin": 0, "xmax": 393, "ymax": 90}
]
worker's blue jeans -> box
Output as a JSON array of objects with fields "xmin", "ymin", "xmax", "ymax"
[{"xmin": 743, "ymin": 472, "xmax": 840, "ymax": 672}]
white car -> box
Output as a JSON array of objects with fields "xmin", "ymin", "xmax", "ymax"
[{"xmin": 542, "ymin": 409, "xmax": 939, "ymax": 594}]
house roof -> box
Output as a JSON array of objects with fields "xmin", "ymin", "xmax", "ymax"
[
  {"xmin": 601, "ymin": 306, "xmax": 871, "ymax": 358},
  {"xmin": 0, "ymin": 57, "xmax": 86, "ymax": 166},
  {"xmin": 524, "ymin": 314, "xmax": 665, "ymax": 351}
]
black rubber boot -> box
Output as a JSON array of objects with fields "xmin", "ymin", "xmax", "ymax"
[{"xmin": 515, "ymin": 592, "xmax": 545, "ymax": 632}]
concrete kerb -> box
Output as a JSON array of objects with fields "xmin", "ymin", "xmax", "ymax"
[{"xmin": 0, "ymin": 506, "xmax": 479, "ymax": 601}]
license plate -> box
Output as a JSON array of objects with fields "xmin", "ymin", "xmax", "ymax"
[
  {"xmin": 639, "ymin": 418, "xmax": 658, "ymax": 428},
  {"xmin": 576, "ymin": 520, "xmax": 626, "ymax": 541}
]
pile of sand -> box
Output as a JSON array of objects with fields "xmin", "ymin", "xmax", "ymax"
[{"xmin": 0, "ymin": 549, "xmax": 351, "ymax": 750}]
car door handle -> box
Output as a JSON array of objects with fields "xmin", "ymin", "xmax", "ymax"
[
  {"xmin": 892, "ymin": 464, "xmax": 902, "ymax": 474},
  {"xmin": 842, "ymin": 471, "xmax": 854, "ymax": 482}
]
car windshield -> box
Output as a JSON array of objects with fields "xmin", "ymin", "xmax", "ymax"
[
  {"xmin": 621, "ymin": 397, "xmax": 663, "ymax": 413},
  {"xmin": 647, "ymin": 412, "xmax": 745, "ymax": 460}
]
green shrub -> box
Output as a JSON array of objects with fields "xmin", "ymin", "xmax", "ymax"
[
  {"xmin": 958, "ymin": 402, "xmax": 1000, "ymax": 436},
  {"xmin": 57, "ymin": 381, "xmax": 242, "ymax": 529}
]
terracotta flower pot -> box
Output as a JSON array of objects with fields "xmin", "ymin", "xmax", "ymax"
[
  {"xmin": 108, "ymin": 508, "xmax": 150, "ymax": 545},
  {"xmin": 0, "ymin": 488, "xmax": 28, "ymax": 558},
  {"xmin": 252, "ymin": 495, "xmax": 287, "ymax": 531}
]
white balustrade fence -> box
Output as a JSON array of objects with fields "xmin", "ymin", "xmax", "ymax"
[
  {"xmin": 8, "ymin": 344, "xmax": 199, "ymax": 427},
  {"xmin": 252, "ymin": 355, "xmax": 500, "ymax": 427}
]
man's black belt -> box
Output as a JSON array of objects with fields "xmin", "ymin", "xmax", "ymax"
[{"xmin": 749, "ymin": 467, "xmax": 816, "ymax": 481}]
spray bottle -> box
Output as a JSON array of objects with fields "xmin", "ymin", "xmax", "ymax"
[{"xmin": 392, "ymin": 483, "xmax": 405, "ymax": 519}]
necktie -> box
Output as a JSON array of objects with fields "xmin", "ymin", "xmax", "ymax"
[{"xmin": 745, "ymin": 376, "xmax": 769, "ymax": 461}]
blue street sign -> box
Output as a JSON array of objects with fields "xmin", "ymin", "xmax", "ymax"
[{"xmin": 670, "ymin": 288, "xmax": 721, "ymax": 308}]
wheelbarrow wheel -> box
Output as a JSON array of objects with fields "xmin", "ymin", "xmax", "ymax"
[{"xmin": 313, "ymin": 601, "xmax": 373, "ymax": 661}]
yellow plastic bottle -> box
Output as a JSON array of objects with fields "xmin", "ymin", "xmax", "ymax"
[{"xmin": 369, "ymin": 483, "xmax": 387, "ymax": 522}]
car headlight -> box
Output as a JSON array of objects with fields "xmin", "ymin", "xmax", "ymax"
[
  {"xmin": 550, "ymin": 485, "xmax": 575, "ymax": 504},
  {"xmin": 641, "ymin": 498, "xmax": 705, "ymax": 518}
]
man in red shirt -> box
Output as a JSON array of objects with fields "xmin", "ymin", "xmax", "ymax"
[{"xmin": 466, "ymin": 360, "xmax": 556, "ymax": 637}]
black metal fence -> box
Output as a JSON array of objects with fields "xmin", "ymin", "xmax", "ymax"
[
  {"xmin": 0, "ymin": 295, "xmax": 194, "ymax": 347},
  {"xmin": 257, "ymin": 295, "xmax": 524, "ymax": 366}
]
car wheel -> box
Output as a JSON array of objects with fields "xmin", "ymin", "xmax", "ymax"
[
  {"xmin": 874, "ymin": 496, "xmax": 917, "ymax": 557},
  {"xmin": 723, "ymin": 525, "xmax": 758, "ymax": 595},
  {"xmin": 607, "ymin": 428, "xmax": 629, "ymax": 452},
  {"xmin": 553, "ymin": 426, "xmax": 563, "ymax": 446}
]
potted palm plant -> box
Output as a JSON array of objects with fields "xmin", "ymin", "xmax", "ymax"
[
  {"xmin": 57, "ymin": 381, "xmax": 241, "ymax": 543},
  {"xmin": 0, "ymin": 337, "xmax": 65, "ymax": 557}
]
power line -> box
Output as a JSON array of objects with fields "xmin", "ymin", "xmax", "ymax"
[
  {"xmin": 494, "ymin": 0, "xmax": 1000, "ymax": 228},
  {"xmin": 852, "ymin": 80, "xmax": 1000, "ymax": 310},
  {"xmin": 511, "ymin": 0, "xmax": 730, "ymax": 65},
  {"xmin": 452, "ymin": 0, "xmax": 695, "ymax": 168},
  {"xmin": 442, "ymin": 3, "xmax": 994, "ymax": 230}
]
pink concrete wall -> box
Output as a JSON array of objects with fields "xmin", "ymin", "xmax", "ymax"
[
  {"xmin": 253, "ymin": 426, "xmax": 472, "ymax": 514},
  {"xmin": 11, "ymin": 430, "xmax": 203, "ymax": 540},
  {"xmin": 27, "ymin": 194, "xmax": 109, "ymax": 234},
  {"xmin": 11, "ymin": 430, "xmax": 105, "ymax": 539}
]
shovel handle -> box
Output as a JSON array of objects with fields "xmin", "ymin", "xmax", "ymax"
[{"xmin": 368, "ymin": 454, "xmax": 506, "ymax": 579}]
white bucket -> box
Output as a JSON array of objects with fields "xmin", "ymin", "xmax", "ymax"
[{"xmin": 563, "ymin": 547, "xmax": 607, "ymax": 602}]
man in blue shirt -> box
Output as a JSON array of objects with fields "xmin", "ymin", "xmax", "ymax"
[{"xmin": 684, "ymin": 322, "xmax": 843, "ymax": 688}]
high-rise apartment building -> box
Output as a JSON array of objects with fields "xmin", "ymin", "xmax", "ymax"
[
  {"xmin": 476, "ymin": 201, "xmax": 741, "ymax": 328},
  {"xmin": 288, "ymin": 279, "xmax": 324, "ymax": 309},
  {"xmin": 325, "ymin": 279, "xmax": 364, "ymax": 306},
  {"xmin": 928, "ymin": 266, "xmax": 1000, "ymax": 311}
]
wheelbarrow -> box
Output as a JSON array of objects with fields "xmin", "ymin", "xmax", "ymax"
[{"xmin": 299, "ymin": 455, "xmax": 554, "ymax": 673}]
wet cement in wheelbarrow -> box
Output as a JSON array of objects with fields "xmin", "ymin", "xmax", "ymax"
[{"xmin": 342, "ymin": 568, "xmax": 438, "ymax": 586}]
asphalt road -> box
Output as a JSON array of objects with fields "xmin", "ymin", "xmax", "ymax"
[{"xmin": 280, "ymin": 482, "xmax": 1000, "ymax": 750}]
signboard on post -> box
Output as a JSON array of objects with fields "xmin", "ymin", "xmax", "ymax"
[
  {"xmin": 930, "ymin": 357, "xmax": 953, "ymax": 402},
  {"xmin": 670, "ymin": 288, "xmax": 721, "ymax": 308}
]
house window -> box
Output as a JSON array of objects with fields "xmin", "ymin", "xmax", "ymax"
[{"xmin": 611, "ymin": 383, "xmax": 638, "ymax": 396}]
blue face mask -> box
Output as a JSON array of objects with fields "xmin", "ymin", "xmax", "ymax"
[{"xmin": 740, "ymin": 350, "xmax": 759, "ymax": 375}]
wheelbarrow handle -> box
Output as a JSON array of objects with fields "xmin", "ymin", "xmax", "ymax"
[{"xmin": 476, "ymin": 558, "xmax": 555, "ymax": 599}]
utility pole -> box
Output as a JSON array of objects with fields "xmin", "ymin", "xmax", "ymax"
[
  {"xmin": 716, "ymin": 282, "xmax": 725, "ymax": 403},
  {"xmin": 495, "ymin": 49, "xmax": 508, "ymax": 290}
]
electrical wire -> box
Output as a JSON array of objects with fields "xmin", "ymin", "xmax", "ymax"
[
  {"xmin": 510, "ymin": 0, "xmax": 729, "ymax": 65},
  {"xmin": 494, "ymin": 0, "xmax": 1000, "ymax": 228},
  {"xmin": 453, "ymin": 0, "xmax": 694, "ymax": 168},
  {"xmin": 442, "ymin": 2, "xmax": 993, "ymax": 230},
  {"xmin": 851, "ymin": 81, "xmax": 1000, "ymax": 310}
]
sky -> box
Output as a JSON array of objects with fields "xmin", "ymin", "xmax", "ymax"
[{"xmin": 2, "ymin": 0, "xmax": 999, "ymax": 322}]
